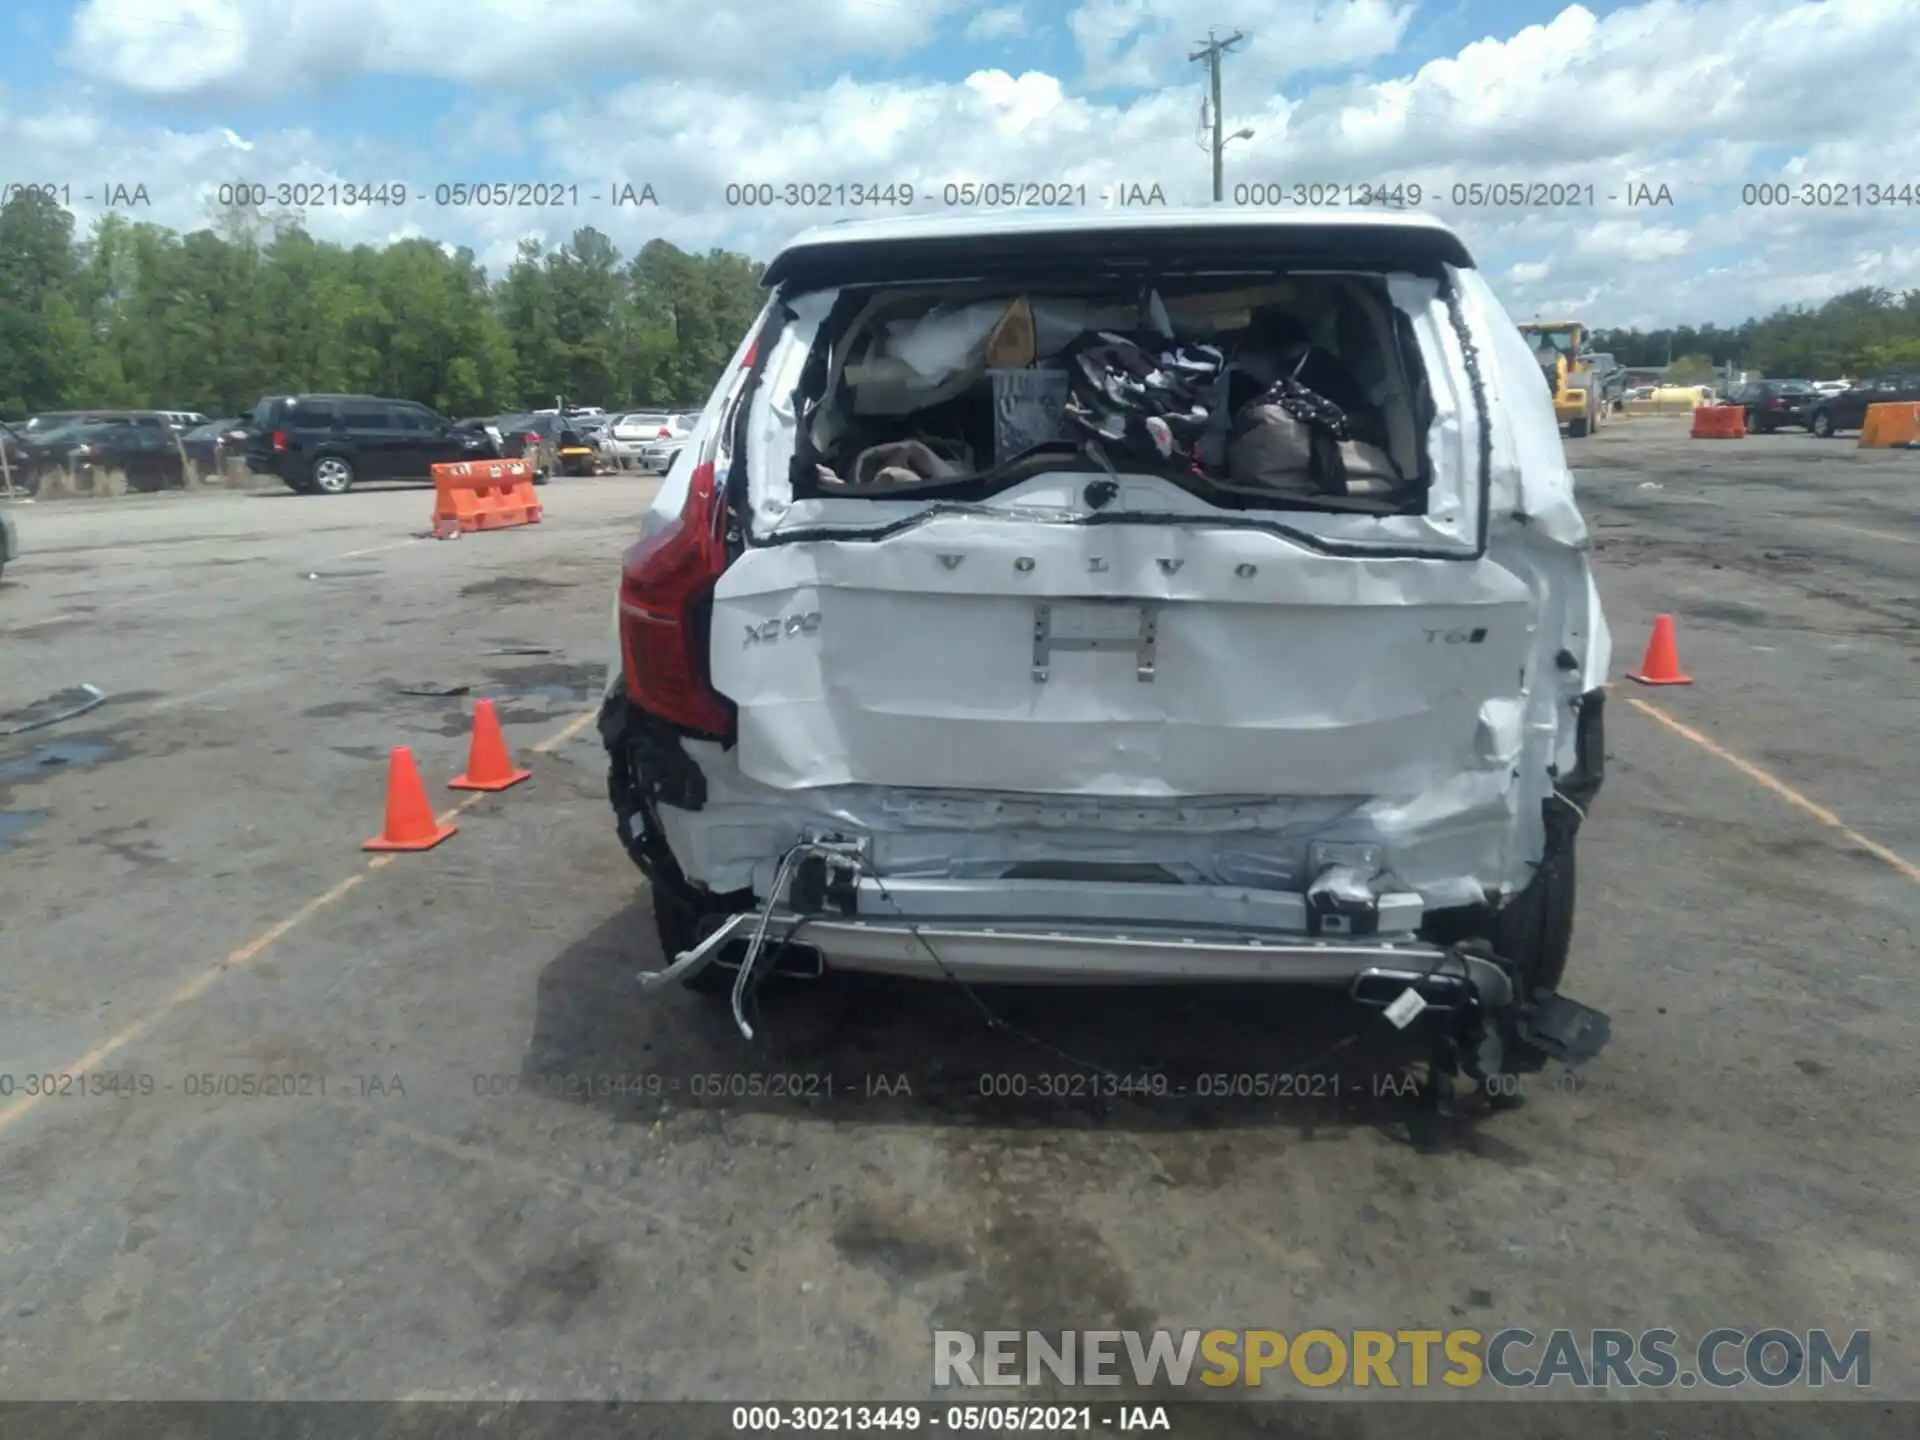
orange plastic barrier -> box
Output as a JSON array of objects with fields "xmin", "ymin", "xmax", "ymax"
[
  {"xmin": 431, "ymin": 458, "xmax": 542, "ymax": 534},
  {"xmin": 1857, "ymin": 402, "xmax": 1920, "ymax": 448},
  {"xmin": 1690, "ymin": 405, "xmax": 1746, "ymax": 439}
]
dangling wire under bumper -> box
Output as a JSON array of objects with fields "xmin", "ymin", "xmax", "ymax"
[{"xmin": 637, "ymin": 838, "xmax": 864, "ymax": 1040}]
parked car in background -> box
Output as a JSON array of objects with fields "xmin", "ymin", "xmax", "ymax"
[
  {"xmin": 608, "ymin": 411, "xmax": 693, "ymax": 470},
  {"xmin": 1, "ymin": 421, "xmax": 28, "ymax": 491},
  {"xmin": 24, "ymin": 408, "xmax": 178, "ymax": 437},
  {"xmin": 512, "ymin": 412, "xmax": 601, "ymax": 477},
  {"xmin": 453, "ymin": 414, "xmax": 518, "ymax": 459},
  {"xmin": 1726, "ymin": 379, "xmax": 1818, "ymax": 433},
  {"xmin": 20, "ymin": 411, "xmax": 172, "ymax": 452},
  {"xmin": 1807, "ymin": 374, "xmax": 1920, "ymax": 437},
  {"xmin": 571, "ymin": 414, "xmax": 617, "ymax": 469},
  {"xmin": 245, "ymin": 394, "xmax": 499, "ymax": 494},
  {"xmin": 22, "ymin": 411, "xmax": 95, "ymax": 437},
  {"xmin": 179, "ymin": 416, "xmax": 248, "ymax": 472},
  {"xmin": 20, "ymin": 415, "xmax": 187, "ymax": 491},
  {"xmin": 1810, "ymin": 379, "xmax": 1850, "ymax": 398},
  {"xmin": 160, "ymin": 410, "xmax": 209, "ymax": 431},
  {"xmin": 638, "ymin": 431, "xmax": 692, "ymax": 473},
  {"xmin": 610, "ymin": 410, "xmax": 695, "ymax": 474},
  {"xmin": 475, "ymin": 414, "xmax": 547, "ymax": 467}
]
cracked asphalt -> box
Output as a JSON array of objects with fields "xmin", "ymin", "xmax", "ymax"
[{"xmin": 0, "ymin": 422, "xmax": 1913, "ymax": 1437}]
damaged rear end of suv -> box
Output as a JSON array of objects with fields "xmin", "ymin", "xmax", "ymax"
[{"xmin": 599, "ymin": 209, "xmax": 1613, "ymax": 1096}]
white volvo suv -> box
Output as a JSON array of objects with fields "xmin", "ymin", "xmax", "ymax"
[{"xmin": 599, "ymin": 209, "xmax": 1612, "ymax": 1087}]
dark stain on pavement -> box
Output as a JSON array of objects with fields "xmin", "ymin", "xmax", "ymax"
[
  {"xmin": 462, "ymin": 575, "xmax": 566, "ymax": 600},
  {"xmin": 495, "ymin": 1241, "xmax": 611, "ymax": 1328},
  {"xmin": 81, "ymin": 820, "xmax": 166, "ymax": 869},
  {"xmin": 0, "ymin": 741, "xmax": 123, "ymax": 808},
  {"xmin": 0, "ymin": 809, "xmax": 47, "ymax": 850},
  {"xmin": 832, "ymin": 1202, "xmax": 971, "ymax": 1282},
  {"xmin": 7, "ymin": 616, "xmax": 96, "ymax": 641},
  {"xmin": 1684, "ymin": 599, "xmax": 1771, "ymax": 629},
  {"xmin": 303, "ymin": 698, "xmax": 383, "ymax": 719},
  {"xmin": 480, "ymin": 659, "xmax": 603, "ymax": 695}
]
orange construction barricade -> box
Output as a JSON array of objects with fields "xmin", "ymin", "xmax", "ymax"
[
  {"xmin": 1690, "ymin": 405, "xmax": 1746, "ymax": 439},
  {"xmin": 431, "ymin": 458, "xmax": 542, "ymax": 535},
  {"xmin": 1858, "ymin": 402, "xmax": 1920, "ymax": 448}
]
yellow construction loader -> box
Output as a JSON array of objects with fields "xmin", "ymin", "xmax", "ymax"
[{"xmin": 1518, "ymin": 321, "xmax": 1609, "ymax": 438}]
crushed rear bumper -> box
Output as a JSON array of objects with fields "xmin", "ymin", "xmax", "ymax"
[{"xmin": 645, "ymin": 908, "xmax": 1513, "ymax": 1004}]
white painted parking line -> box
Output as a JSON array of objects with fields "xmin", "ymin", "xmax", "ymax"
[
  {"xmin": 1597, "ymin": 486, "xmax": 1916, "ymax": 548},
  {"xmin": 1809, "ymin": 520, "xmax": 1919, "ymax": 547},
  {"xmin": 0, "ymin": 708, "xmax": 602, "ymax": 1140},
  {"xmin": 329, "ymin": 538, "xmax": 422, "ymax": 559},
  {"xmin": 144, "ymin": 676, "xmax": 273, "ymax": 713},
  {"xmin": 1631, "ymin": 698, "xmax": 1920, "ymax": 885}
]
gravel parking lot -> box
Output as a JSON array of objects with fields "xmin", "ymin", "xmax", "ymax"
[{"xmin": 0, "ymin": 423, "xmax": 1914, "ymax": 1431}]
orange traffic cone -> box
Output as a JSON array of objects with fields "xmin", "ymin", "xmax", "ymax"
[
  {"xmin": 364, "ymin": 747, "xmax": 458, "ymax": 851},
  {"xmin": 449, "ymin": 698, "xmax": 531, "ymax": 792},
  {"xmin": 1627, "ymin": 613, "xmax": 1692, "ymax": 685}
]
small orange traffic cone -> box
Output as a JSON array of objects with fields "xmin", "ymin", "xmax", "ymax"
[
  {"xmin": 364, "ymin": 747, "xmax": 458, "ymax": 851},
  {"xmin": 1627, "ymin": 613, "xmax": 1692, "ymax": 685},
  {"xmin": 449, "ymin": 698, "xmax": 531, "ymax": 792}
]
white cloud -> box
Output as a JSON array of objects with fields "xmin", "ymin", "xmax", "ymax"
[
  {"xmin": 68, "ymin": 0, "xmax": 970, "ymax": 96},
  {"xmin": 964, "ymin": 5, "xmax": 1027, "ymax": 42},
  {"xmin": 6, "ymin": 0, "xmax": 1915, "ymax": 330}
]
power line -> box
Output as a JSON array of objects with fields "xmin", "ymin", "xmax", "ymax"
[{"xmin": 1189, "ymin": 28, "xmax": 1245, "ymax": 203}]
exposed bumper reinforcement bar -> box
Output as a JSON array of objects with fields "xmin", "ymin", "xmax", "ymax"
[{"xmin": 643, "ymin": 911, "xmax": 1512, "ymax": 1003}]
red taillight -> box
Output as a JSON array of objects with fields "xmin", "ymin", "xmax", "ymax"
[
  {"xmin": 524, "ymin": 432, "xmax": 540, "ymax": 447},
  {"xmin": 271, "ymin": 429, "xmax": 289, "ymax": 451},
  {"xmin": 618, "ymin": 460, "xmax": 733, "ymax": 735},
  {"xmin": 656, "ymin": 427, "xmax": 669, "ymax": 438}
]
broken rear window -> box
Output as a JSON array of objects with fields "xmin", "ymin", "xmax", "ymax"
[{"xmin": 783, "ymin": 273, "xmax": 1439, "ymax": 515}]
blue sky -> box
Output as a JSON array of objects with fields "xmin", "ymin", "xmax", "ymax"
[{"xmin": 2, "ymin": 1, "xmax": 1916, "ymax": 328}]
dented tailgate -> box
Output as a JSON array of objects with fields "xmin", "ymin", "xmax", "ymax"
[{"xmin": 707, "ymin": 509, "xmax": 1534, "ymax": 798}]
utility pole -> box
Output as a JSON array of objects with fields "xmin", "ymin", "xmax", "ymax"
[{"xmin": 1190, "ymin": 29, "xmax": 1245, "ymax": 202}]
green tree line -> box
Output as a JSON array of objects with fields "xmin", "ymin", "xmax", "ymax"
[
  {"xmin": 0, "ymin": 190, "xmax": 766, "ymax": 420},
  {"xmin": 1591, "ymin": 287, "xmax": 1920, "ymax": 379},
  {"xmin": 8, "ymin": 187, "xmax": 1920, "ymax": 418}
]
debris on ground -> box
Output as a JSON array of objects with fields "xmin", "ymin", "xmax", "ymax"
[
  {"xmin": 395, "ymin": 682, "xmax": 472, "ymax": 698},
  {"xmin": 1, "ymin": 683, "xmax": 108, "ymax": 736}
]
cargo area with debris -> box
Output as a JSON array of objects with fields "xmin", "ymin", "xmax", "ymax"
[{"xmin": 790, "ymin": 277, "xmax": 1426, "ymax": 511}]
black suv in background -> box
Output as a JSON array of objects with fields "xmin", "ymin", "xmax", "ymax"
[
  {"xmin": 15, "ymin": 411, "xmax": 188, "ymax": 492},
  {"xmin": 1807, "ymin": 374, "xmax": 1920, "ymax": 438},
  {"xmin": 245, "ymin": 394, "xmax": 500, "ymax": 493},
  {"xmin": 1726, "ymin": 379, "xmax": 1818, "ymax": 433}
]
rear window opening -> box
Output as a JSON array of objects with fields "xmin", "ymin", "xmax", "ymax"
[{"xmin": 783, "ymin": 271, "xmax": 1439, "ymax": 515}]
